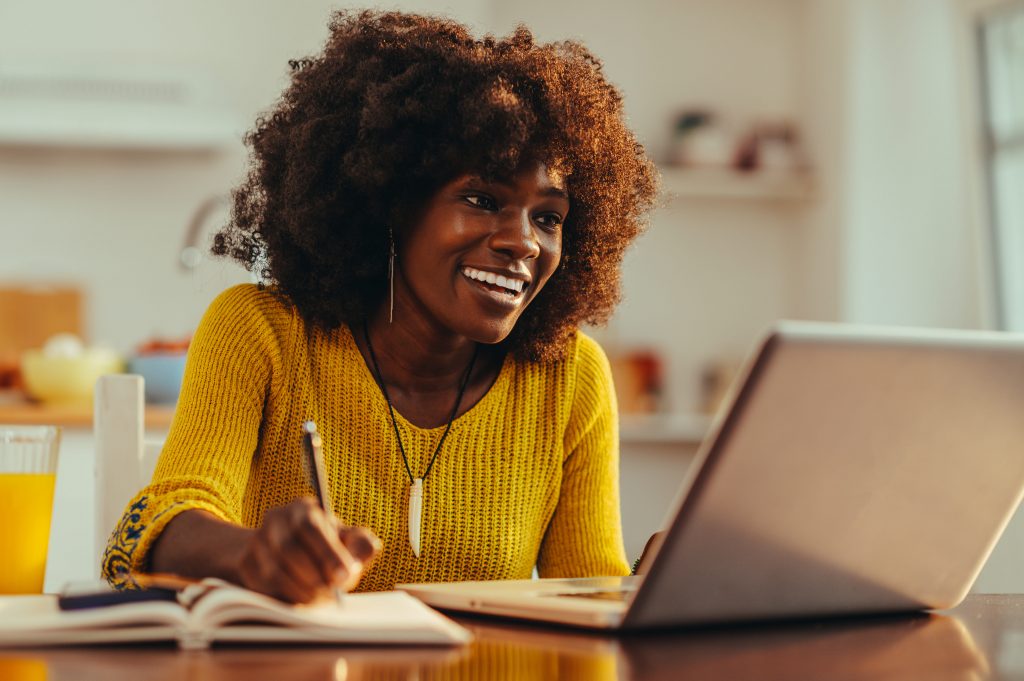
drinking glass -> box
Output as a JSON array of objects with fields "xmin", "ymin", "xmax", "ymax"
[{"xmin": 0, "ymin": 425, "xmax": 61, "ymax": 594}]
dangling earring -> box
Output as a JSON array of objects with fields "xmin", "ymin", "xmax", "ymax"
[{"xmin": 388, "ymin": 226, "xmax": 396, "ymax": 324}]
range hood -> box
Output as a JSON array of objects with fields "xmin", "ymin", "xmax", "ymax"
[{"xmin": 0, "ymin": 62, "xmax": 242, "ymax": 151}]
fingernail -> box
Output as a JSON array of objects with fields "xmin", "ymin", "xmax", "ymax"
[
  {"xmin": 368, "ymin": 535, "xmax": 382, "ymax": 554},
  {"xmin": 337, "ymin": 561, "xmax": 362, "ymax": 580}
]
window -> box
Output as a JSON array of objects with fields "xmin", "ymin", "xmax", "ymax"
[{"xmin": 980, "ymin": 3, "xmax": 1024, "ymax": 330}]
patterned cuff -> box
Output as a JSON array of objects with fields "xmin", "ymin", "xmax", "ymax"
[{"xmin": 102, "ymin": 496, "xmax": 188, "ymax": 590}]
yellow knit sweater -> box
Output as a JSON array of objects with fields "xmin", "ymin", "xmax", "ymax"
[{"xmin": 103, "ymin": 284, "xmax": 629, "ymax": 591}]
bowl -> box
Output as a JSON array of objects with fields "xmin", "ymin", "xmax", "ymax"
[
  {"xmin": 21, "ymin": 349, "xmax": 124, "ymax": 405},
  {"xmin": 128, "ymin": 354, "xmax": 188, "ymax": 404}
]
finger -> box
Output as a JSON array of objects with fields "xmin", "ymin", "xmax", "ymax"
[
  {"xmin": 263, "ymin": 512, "xmax": 328, "ymax": 597},
  {"xmin": 339, "ymin": 526, "xmax": 382, "ymax": 564},
  {"xmin": 270, "ymin": 560, "xmax": 318, "ymax": 604},
  {"xmin": 292, "ymin": 509, "xmax": 349, "ymax": 585},
  {"xmin": 241, "ymin": 533, "xmax": 316, "ymax": 603},
  {"xmin": 279, "ymin": 504, "xmax": 368, "ymax": 597},
  {"xmin": 333, "ymin": 541, "xmax": 364, "ymax": 592},
  {"xmin": 335, "ymin": 527, "xmax": 382, "ymax": 590}
]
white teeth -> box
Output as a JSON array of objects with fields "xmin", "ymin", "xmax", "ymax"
[{"xmin": 461, "ymin": 267, "xmax": 526, "ymax": 294}]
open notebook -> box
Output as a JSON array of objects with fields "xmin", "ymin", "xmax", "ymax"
[{"xmin": 0, "ymin": 579, "xmax": 470, "ymax": 649}]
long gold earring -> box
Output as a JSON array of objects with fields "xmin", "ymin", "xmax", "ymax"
[{"xmin": 388, "ymin": 226, "xmax": 396, "ymax": 324}]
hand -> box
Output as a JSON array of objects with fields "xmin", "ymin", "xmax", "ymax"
[
  {"xmin": 633, "ymin": 531, "xmax": 665, "ymax": 575},
  {"xmin": 235, "ymin": 498, "xmax": 381, "ymax": 603}
]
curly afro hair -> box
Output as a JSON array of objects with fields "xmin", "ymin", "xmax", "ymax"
[{"xmin": 213, "ymin": 9, "xmax": 657, "ymax": 361}]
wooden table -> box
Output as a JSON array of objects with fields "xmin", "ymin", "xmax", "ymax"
[{"xmin": 0, "ymin": 595, "xmax": 1018, "ymax": 680}]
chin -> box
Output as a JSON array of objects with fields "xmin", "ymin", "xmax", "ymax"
[{"xmin": 462, "ymin": 318, "xmax": 518, "ymax": 346}]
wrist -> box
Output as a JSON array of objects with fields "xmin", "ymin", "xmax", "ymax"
[{"xmin": 149, "ymin": 509, "xmax": 253, "ymax": 584}]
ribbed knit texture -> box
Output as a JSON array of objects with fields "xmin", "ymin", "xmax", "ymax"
[{"xmin": 102, "ymin": 284, "xmax": 629, "ymax": 590}]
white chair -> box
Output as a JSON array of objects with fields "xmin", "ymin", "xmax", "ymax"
[{"xmin": 93, "ymin": 374, "xmax": 165, "ymax": 573}]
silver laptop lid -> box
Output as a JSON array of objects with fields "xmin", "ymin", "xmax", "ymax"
[{"xmin": 625, "ymin": 322, "xmax": 1024, "ymax": 628}]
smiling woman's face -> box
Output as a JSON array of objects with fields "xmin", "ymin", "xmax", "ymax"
[{"xmin": 394, "ymin": 162, "xmax": 569, "ymax": 345}]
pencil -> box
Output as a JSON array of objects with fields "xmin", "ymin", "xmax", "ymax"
[{"xmin": 302, "ymin": 420, "xmax": 346, "ymax": 605}]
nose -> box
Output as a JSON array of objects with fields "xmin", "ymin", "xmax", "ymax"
[{"xmin": 489, "ymin": 209, "xmax": 541, "ymax": 260}]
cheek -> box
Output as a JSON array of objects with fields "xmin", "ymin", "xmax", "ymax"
[
  {"xmin": 543, "ymin": 235, "xmax": 563, "ymax": 277},
  {"xmin": 531, "ymin": 238, "xmax": 563, "ymax": 294}
]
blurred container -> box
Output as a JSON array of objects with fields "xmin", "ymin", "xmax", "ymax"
[
  {"xmin": 610, "ymin": 349, "xmax": 664, "ymax": 414},
  {"xmin": 733, "ymin": 120, "xmax": 804, "ymax": 173},
  {"xmin": 668, "ymin": 109, "xmax": 735, "ymax": 168},
  {"xmin": 21, "ymin": 349, "xmax": 122, "ymax": 405},
  {"xmin": 700, "ymin": 360, "xmax": 743, "ymax": 415},
  {"xmin": 128, "ymin": 354, "xmax": 187, "ymax": 404}
]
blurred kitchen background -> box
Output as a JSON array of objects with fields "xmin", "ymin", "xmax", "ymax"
[{"xmin": 1, "ymin": 0, "xmax": 1022, "ymax": 589}]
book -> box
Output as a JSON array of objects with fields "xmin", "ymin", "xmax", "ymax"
[{"xmin": 0, "ymin": 579, "xmax": 471, "ymax": 650}]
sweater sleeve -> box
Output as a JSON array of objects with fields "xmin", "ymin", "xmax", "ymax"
[
  {"xmin": 536, "ymin": 334, "xmax": 630, "ymax": 578},
  {"xmin": 101, "ymin": 285, "xmax": 280, "ymax": 588}
]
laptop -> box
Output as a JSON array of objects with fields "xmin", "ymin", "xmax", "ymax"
[{"xmin": 397, "ymin": 321, "xmax": 1024, "ymax": 629}]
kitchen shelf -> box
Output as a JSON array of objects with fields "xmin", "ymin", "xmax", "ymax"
[
  {"xmin": 620, "ymin": 412, "xmax": 712, "ymax": 445},
  {"xmin": 659, "ymin": 166, "xmax": 814, "ymax": 201},
  {"xmin": 0, "ymin": 390, "xmax": 175, "ymax": 429}
]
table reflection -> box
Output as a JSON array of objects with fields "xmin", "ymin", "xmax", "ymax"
[
  {"xmin": 618, "ymin": 614, "xmax": 988, "ymax": 681},
  {"xmin": 0, "ymin": 611, "xmax": 989, "ymax": 681}
]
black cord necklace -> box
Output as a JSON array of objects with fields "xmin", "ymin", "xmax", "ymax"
[{"xmin": 363, "ymin": 322, "xmax": 478, "ymax": 557}]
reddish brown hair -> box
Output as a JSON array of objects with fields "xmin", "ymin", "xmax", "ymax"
[{"xmin": 214, "ymin": 10, "xmax": 657, "ymax": 360}]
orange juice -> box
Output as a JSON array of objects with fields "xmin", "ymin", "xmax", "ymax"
[
  {"xmin": 0, "ymin": 473, "xmax": 56, "ymax": 593},
  {"xmin": 0, "ymin": 658, "xmax": 47, "ymax": 681}
]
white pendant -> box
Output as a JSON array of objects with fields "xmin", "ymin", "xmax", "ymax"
[{"xmin": 408, "ymin": 478, "xmax": 423, "ymax": 557}]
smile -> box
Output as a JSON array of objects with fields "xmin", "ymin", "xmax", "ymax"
[{"xmin": 460, "ymin": 266, "xmax": 528, "ymax": 299}]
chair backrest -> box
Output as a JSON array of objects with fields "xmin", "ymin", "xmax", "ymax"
[{"xmin": 94, "ymin": 374, "xmax": 164, "ymax": 571}]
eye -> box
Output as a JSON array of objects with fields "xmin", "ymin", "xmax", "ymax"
[
  {"xmin": 534, "ymin": 213, "xmax": 564, "ymax": 232},
  {"xmin": 463, "ymin": 193, "xmax": 498, "ymax": 211}
]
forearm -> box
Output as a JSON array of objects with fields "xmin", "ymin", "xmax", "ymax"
[{"xmin": 149, "ymin": 509, "xmax": 251, "ymax": 582}]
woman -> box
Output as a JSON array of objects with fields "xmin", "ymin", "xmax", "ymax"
[{"xmin": 103, "ymin": 10, "xmax": 657, "ymax": 603}]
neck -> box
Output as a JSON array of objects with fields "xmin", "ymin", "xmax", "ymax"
[{"xmin": 363, "ymin": 306, "xmax": 478, "ymax": 395}]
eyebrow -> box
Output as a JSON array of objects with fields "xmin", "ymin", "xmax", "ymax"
[{"xmin": 464, "ymin": 177, "xmax": 570, "ymax": 201}]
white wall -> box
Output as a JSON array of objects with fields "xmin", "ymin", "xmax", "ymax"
[
  {"xmin": 793, "ymin": 0, "xmax": 850, "ymax": 323},
  {"xmin": 843, "ymin": 0, "xmax": 979, "ymax": 328},
  {"xmin": 486, "ymin": 0, "xmax": 801, "ymax": 161},
  {"xmin": 0, "ymin": 0, "xmax": 488, "ymax": 351},
  {"xmin": 798, "ymin": 0, "xmax": 986, "ymax": 330}
]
